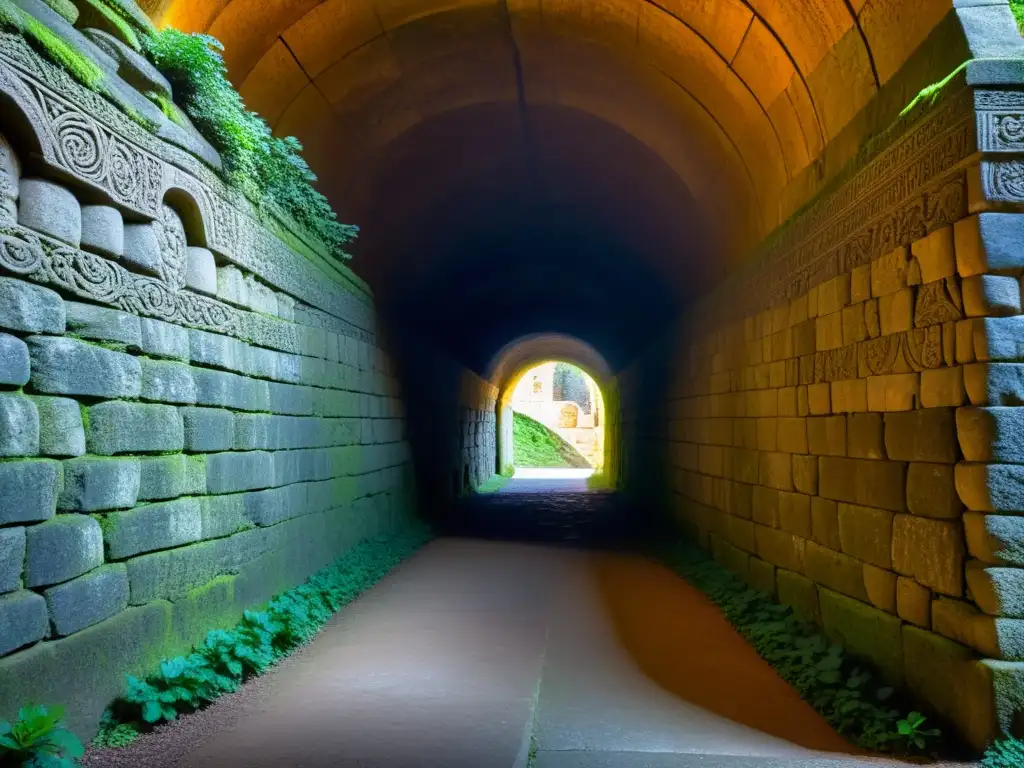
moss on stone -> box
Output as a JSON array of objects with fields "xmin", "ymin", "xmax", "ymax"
[
  {"xmin": 147, "ymin": 91, "xmax": 186, "ymax": 128},
  {"xmin": 80, "ymin": 0, "xmax": 141, "ymax": 50},
  {"xmin": 40, "ymin": 0, "xmax": 77, "ymax": 24},
  {"xmin": 0, "ymin": 1, "xmax": 104, "ymax": 91},
  {"xmin": 1011, "ymin": 0, "xmax": 1024, "ymax": 34}
]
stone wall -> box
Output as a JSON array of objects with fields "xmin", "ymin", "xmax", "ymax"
[
  {"xmin": 0, "ymin": 21, "xmax": 415, "ymax": 738},
  {"xmin": 620, "ymin": 73, "xmax": 1024, "ymax": 749}
]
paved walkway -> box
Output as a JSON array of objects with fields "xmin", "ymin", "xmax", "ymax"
[{"xmin": 97, "ymin": 480, "xmax": 908, "ymax": 768}]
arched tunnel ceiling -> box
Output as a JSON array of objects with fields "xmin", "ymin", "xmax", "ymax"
[{"xmin": 149, "ymin": 0, "xmax": 959, "ymax": 372}]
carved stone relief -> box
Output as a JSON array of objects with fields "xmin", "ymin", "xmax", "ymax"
[
  {"xmin": 914, "ymin": 278, "xmax": 964, "ymax": 328},
  {"xmin": 858, "ymin": 326, "xmax": 942, "ymax": 378}
]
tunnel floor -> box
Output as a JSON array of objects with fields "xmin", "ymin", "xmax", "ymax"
[{"xmin": 86, "ymin": 485, "xmax": 918, "ymax": 768}]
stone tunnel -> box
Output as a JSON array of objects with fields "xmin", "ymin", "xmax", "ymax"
[{"xmin": 1, "ymin": 0, "xmax": 1024, "ymax": 765}]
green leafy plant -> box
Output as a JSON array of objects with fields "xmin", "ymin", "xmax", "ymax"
[
  {"xmin": 141, "ymin": 29, "xmax": 358, "ymax": 259},
  {"xmin": 80, "ymin": 0, "xmax": 141, "ymax": 50},
  {"xmin": 0, "ymin": 704, "xmax": 84, "ymax": 767},
  {"xmin": 91, "ymin": 712, "xmax": 139, "ymax": 749},
  {"xmin": 657, "ymin": 541, "xmax": 946, "ymax": 756},
  {"xmin": 983, "ymin": 736, "xmax": 1024, "ymax": 768},
  {"xmin": 100, "ymin": 524, "xmax": 431, "ymax": 738},
  {"xmin": 1012, "ymin": 0, "xmax": 1024, "ymax": 34}
]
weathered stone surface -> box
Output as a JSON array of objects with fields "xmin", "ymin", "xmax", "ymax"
[
  {"xmin": 933, "ymin": 597, "xmax": 1024, "ymax": 661},
  {"xmin": 846, "ymin": 413, "xmax": 883, "ymax": 459},
  {"xmin": 139, "ymin": 318, "xmax": 189, "ymax": 361},
  {"xmin": 906, "ymin": 462, "xmax": 961, "ymax": 519},
  {"xmin": 757, "ymin": 452, "xmax": 793, "ymax": 491},
  {"xmin": 44, "ymin": 565, "xmax": 128, "ymax": 637},
  {"xmin": 776, "ymin": 568, "xmax": 819, "ymax": 624},
  {"xmin": 974, "ymin": 316, "xmax": 1024, "ymax": 362},
  {"xmin": 0, "ymin": 527, "xmax": 25, "ymax": 594},
  {"xmin": 956, "ymin": 462, "xmax": 1024, "ymax": 512},
  {"xmin": 268, "ymin": 382, "xmax": 315, "ymax": 416},
  {"xmin": 866, "ymin": 372, "xmax": 919, "ymax": 412},
  {"xmin": 86, "ymin": 402, "xmax": 183, "ymax": 455},
  {"xmin": 0, "ymin": 393, "xmax": 38, "ymax": 456},
  {"xmin": 25, "ymin": 516, "xmax": 103, "ymax": 588},
  {"xmin": 820, "ymin": 588, "xmax": 903, "ymax": 683},
  {"xmin": 912, "ymin": 226, "xmax": 956, "ymax": 283},
  {"xmin": 957, "ymin": 407, "xmax": 1024, "ymax": 463},
  {"xmin": 140, "ymin": 358, "xmax": 196, "ymax": 404},
  {"xmin": 121, "ymin": 222, "xmax": 162, "ymax": 277},
  {"xmin": 892, "ymin": 514, "xmax": 964, "ymax": 597},
  {"xmin": 807, "ymin": 415, "xmax": 845, "ymax": 456},
  {"xmin": 897, "ymin": 576, "xmax": 931, "ymax": 627},
  {"xmin": 191, "ymin": 367, "xmax": 270, "ymax": 412},
  {"xmin": 0, "ymin": 459, "xmax": 60, "ymax": 524},
  {"xmin": 184, "ymin": 455, "xmax": 206, "ymax": 496},
  {"xmin": 819, "ymin": 456, "xmax": 906, "ymax": 512},
  {"xmin": 965, "ymin": 513, "xmax": 1024, "ymax": 567},
  {"xmin": 28, "ymin": 337, "xmax": 140, "ymax": 398},
  {"xmin": 199, "ymin": 494, "xmax": 248, "ymax": 540},
  {"xmin": 0, "ymin": 279, "xmax": 63, "ymax": 334},
  {"xmin": 137, "ymin": 455, "xmax": 187, "ymax": 501},
  {"xmin": 921, "ymin": 366, "xmax": 965, "ymax": 408},
  {"xmin": 753, "ymin": 524, "xmax": 803, "ymax": 572},
  {"xmin": 105, "ymin": 498, "xmax": 203, "ymax": 559},
  {"xmin": 180, "ymin": 407, "xmax": 234, "ymax": 452},
  {"xmin": 804, "ymin": 541, "xmax": 870, "ymax": 603},
  {"xmin": 837, "ymin": 503, "xmax": 893, "ymax": 568},
  {"xmin": 954, "ymin": 213, "xmax": 1024, "ymax": 277},
  {"xmin": 18, "ymin": 178, "xmax": 80, "ymax": 247},
  {"xmin": 188, "ymin": 329, "xmax": 245, "ymax": 371},
  {"xmin": 185, "ymin": 247, "xmax": 217, "ymax": 295},
  {"xmin": 124, "ymin": 540, "xmax": 218, "ymax": 604},
  {"xmin": 65, "ymin": 302, "xmax": 141, "ymax": 347},
  {"xmin": 31, "ymin": 396, "xmax": 85, "ymax": 457},
  {"xmin": 0, "ymin": 333, "xmax": 29, "ymax": 386},
  {"xmin": 242, "ymin": 484, "xmax": 307, "ymax": 527},
  {"xmin": 0, "ymin": 591, "xmax": 48, "ymax": 655},
  {"xmin": 967, "ymin": 560, "xmax": 1024, "ymax": 618},
  {"xmin": 79, "ymin": 205, "xmax": 123, "ymax": 259},
  {"xmin": 965, "ymin": 362, "xmax": 1024, "ymax": 406},
  {"xmin": 810, "ymin": 496, "xmax": 841, "ymax": 550},
  {"xmin": 206, "ymin": 451, "xmax": 274, "ymax": 494},
  {"xmin": 884, "ymin": 408, "xmax": 957, "ymax": 463},
  {"xmin": 58, "ymin": 457, "xmax": 140, "ymax": 512},
  {"xmin": 791, "ymin": 454, "xmax": 817, "ymax": 495},
  {"xmin": 862, "ymin": 564, "xmax": 897, "ymax": 614},
  {"xmin": 963, "ymin": 275, "xmax": 1021, "ymax": 318},
  {"xmin": 872, "ymin": 247, "xmax": 909, "ymax": 297},
  {"xmin": 778, "ymin": 492, "xmax": 810, "ymax": 538}
]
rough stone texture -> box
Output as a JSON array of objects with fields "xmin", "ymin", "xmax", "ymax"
[
  {"xmin": 137, "ymin": 455, "xmax": 187, "ymax": 501},
  {"xmin": 803, "ymin": 541, "xmax": 869, "ymax": 603},
  {"xmin": 820, "ymin": 588, "xmax": 903, "ymax": 684},
  {"xmin": 810, "ymin": 497, "xmax": 841, "ymax": 550},
  {"xmin": 892, "ymin": 515, "xmax": 964, "ymax": 597},
  {"xmin": 0, "ymin": 591, "xmax": 48, "ymax": 655},
  {"xmin": 0, "ymin": 393, "xmax": 38, "ymax": 456},
  {"xmin": 963, "ymin": 275, "xmax": 1021, "ymax": 317},
  {"xmin": 31, "ymin": 396, "xmax": 85, "ymax": 457},
  {"xmin": 818, "ymin": 456, "xmax": 905, "ymax": 512},
  {"xmin": 199, "ymin": 494, "xmax": 248, "ymax": 540},
  {"xmin": 65, "ymin": 302, "xmax": 141, "ymax": 347},
  {"xmin": 956, "ymin": 462, "xmax": 1024, "ymax": 512},
  {"xmin": 0, "ymin": 332, "xmax": 29, "ymax": 386},
  {"xmin": 25, "ymin": 516, "xmax": 103, "ymax": 588},
  {"xmin": 44, "ymin": 565, "xmax": 128, "ymax": 637},
  {"xmin": 139, "ymin": 318, "xmax": 189, "ymax": 361},
  {"xmin": 140, "ymin": 358, "xmax": 196, "ymax": 404},
  {"xmin": 86, "ymin": 401, "xmax": 184, "ymax": 455},
  {"xmin": 906, "ymin": 463, "xmax": 961, "ymax": 519},
  {"xmin": 58, "ymin": 457, "xmax": 140, "ymax": 512},
  {"xmin": 206, "ymin": 452, "xmax": 274, "ymax": 494},
  {"xmin": 967, "ymin": 561, "xmax": 1024, "ymax": 618},
  {"xmin": 965, "ymin": 513, "xmax": 1024, "ymax": 567},
  {"xmin": 18, "ymin": 178, "xmax": 80, "ymax": 246},
  {"xmin": 180, "ymin": 407, "xmax": 235, "ymax": 452},
  {"xmin": 79, "ymin": 205, "xmax": 123, "ymax": 259},
  {"xmin": 0, "ymin": 459, "xmax": 60, "ymax": 525},
  {"xmin": 775, "ymin": 568, "xmax": 819, "ymax": 625},
  {"xmin": 883, "ymin": 408, "xmax": 958, "ymax": 463},
  {"xmin": 932, "ymin": 597, "xmax": 1024, "ymax": 661},
  {"xmin": 105, "ymin": 498, "xmax": 203, "ymax": 560},
  {"xmin": 27, "ymin": 337, "xmax": 141, "ymax": 398},
  {"xmin": 957, "ymin": 407, "xmax": 1024, "ymax": 463},
  {"xmin": 192, "ymin": 367, "xmax": 270, "ymax": 412},
  {"xmin": 837, "ymin": 503, "xmax": 893, "ymax": 568},
  {"xmin": 0, "ymin": 527, "xmax": 25, "ymax": 594},
  {"xmin": 862, "ymin": 564, "xmax": 897, "ymax": 614},
  {"xmin": 897, "ymin": 576, "xmax": 931, "ymax": 628},
  {"xmin": 846, "ymin": 413, "xmax": 883, "ymax": 459},
  {"xmin": 921, "ymin": 366, "xmax": 966, "ymax": 408},
  {"xmin": 186, "ymin": 247, "xmax": 217, "ymax": 295},
  {"xmin": 0, "ymin": 278, "xmax": 64, "ymax": 334},
  {"xmin": 955, "ymin": 213, "xmax": 1024, "ymax": 277},
  {"xmin": 121, "ymin": 222, "xmax": 162, "ymax": 277},
  {"xmin": 965, "ymin": 362, "xmax": 1024, "ymax": 406}
]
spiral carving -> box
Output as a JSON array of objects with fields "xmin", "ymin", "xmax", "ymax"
[
  {"xmin": 997, "ymin": 115, "xmax": 1024, "ymax": 144},
  {"xmin": 52, "ymin": 109, "xmax": 105, "ymax": 182},
  {"xmin": 0, "ymin": 229, "xmax": 44, "ymax": 274},
  {"xmin": 154, "ymin": 205, "xmax": 188, "ymax": 291},
  {"xmin": 108, "ymin": 141, "xmax": 142, "ymax": 206},
  {"xmin": 46, "ymin": 246, "xmax": 124, "ymax": 305}
]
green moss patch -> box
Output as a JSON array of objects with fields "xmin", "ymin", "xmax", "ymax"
[
  {"xmin": 0, "ymin": 0, "xmax": 104, "ymax": 91},
  {"xmin": 1012, "ymin": 0, "xmax": 1024, "ymax": 34},
  {"xmin": 475, "ymin": 474, "xmax": 511, "ymax": 494},
  {"xmin": 513, "ymin": 411, "xmax": 590, "ymax": 469}
]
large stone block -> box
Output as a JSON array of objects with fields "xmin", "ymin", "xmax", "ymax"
[
  {"xmin": 807, "ymin": 415, "xmax": 846, "ymax": 456},
  {"xmin": 758, "ymin": 452, "xmax": 793, "ymax": 491},
  {"xmin": 954, "ymin": 213, "xmax": 1024, "ymax": 277},
  {"xmin": 65, "ymin": 303, "xmax": 141, "ymax": 347},
  {"xmin": 847, "ymin": 413, "xmax": 883, "ymax": 459},
  {"xmin": 139, "ymin": 359, "xmax": 196, "ymax": 404},
  {"xmin": 44, "ymin": 565, "xmax": 128, "ymax": 637},
  {"xmin": 921, "ymin": 366, "xmax": 966, "ymax": 408},
  {"xmin": 862, "ymin": 564, "xmax": 897, "ymax": 614},
  {"xmin": 804, "ymin": 541, "xmax": 870, "ymax": 602},
  {"xmin": 0, "ymin": 278, "xmax": 63, "ymax": 334},
  {"xmin": 268, "ymin": 382, "xmax": 315, "ymax": 415},
  {"xmin": 180, "ymin": 406, "xmax": 234, "ymax": 452},
  {"xmin": 820, "ymin": 588, "xmax": 904, "ymax": 684},
  {"xmin": 58, "ymin": 457, "xmax": 140, "ymax": 512},
  {"xmin": 139, "ymin": 318, "xmax": 189, "ymax": 361},
  {"xmin": 837, "ymin": 503, "xmax": 894, "ymax": 568},
  {"xmin": 121, "ymin": 222, "xmax": 162, "ymax": 277},
  {"xmin": 191, "ymin": 367, "xmax": 269, "ymax": 412},
  {"xmin": 968, "ymin": 560, "xmax": 1024, "ymax": 619},
  {"xmin": 819, "ymin": 456, "xmax": 906, "ymax": 512},
  {"xmin": 897, "ymin": 576, "xmax": 931, "ymax": 628},
  {"xmin": 0, "ymin": 591, "xmax": 48, "ymax": 655},
  {"xmin": 242, "ymin": 484, "xmax": 308, "ymax": 527},
  {"xmin": 963, "ymin": 275, "xmax": 1021, "ymax": 317},
  {"xmin": 0, "ymin": 527, "xmax": 25, "ymax": 594},
  {"xmin": 185, "ymin": 247, "xmax": 216, "ymax": 295},
  {"xmin": 28, "ymin": 337, "xmax": 140, "ymax": 398},
  {"xmin": 892, "ymin": 515, "xmax": 964, "ymax": 596},
  {"xmin": 933, "ymin": 597, "xmax": 1024, "ymax": 661},
  {"xmin": 124, "ymin": 540, "xmax": 218, "ymax": 604},
  {"xmin": 105, "ymin": 498, "xmax": 203, "ymax": 559},
  {"xmin": 18, "ymin": 178, "xmax": 80, "ymax": 246},
  {"xmin": 956, "ymin": 462, "xmax": 1024, "ymax": 512},
  {"xmin": 811, "ymin": 496, "xmax": 841, "ymax": 550},
  {"xmin": 199, "ymin": 494, "xmax": 248, "ymax": 540},
  {"xmin": 776, "ymin": 568, "xmax": 820, "ymax": 624},
  {"xmin": 753, "ymin": 525, "xmax": 804, "ymax": 572},
  {"xmin": 778, "ymin": 492, "xmax": 810, "ymax": 538},
  {"xmin": 0, "ymin": 332, "xmax": 29, "ymax": 387},
  {"xmin": 974, "ymin": 316, "xmax": 1024, "ymax": 362},
  {"xmin": 965, "ymin": 362, "xmax": 1024, "ymax": 406},
  {"xmin": 884, "ymin": 408, "xmax": 958, "ymax": 463},
  {"xmin": 0, "ymin": 459, "xmax": 60, "ymax": 524},
  {"xmin": 906, "ymin": 462, "xmax": 961, "ymax": 519},
  {"xmin": 0, "ymin": 393, "xmax": 38, "ymax": 456},
  {"xmin": 25, "ymin": 516, "xmax": 103, "ymax": 587},
  {"xmin": 86, "ymin": 402, "xmax": 183, "ymax": 455},
  {"xmin": 188, "ymin": 329, "xmax": 245, "ymax": 372},
  {"xmin": 792, "ymin": 454, "xmax": 817, "ymax": 494},
  {"xmin": 137, "ymin": 455, "xmax": 187, "ymax": 501},
  {"xmin": 912, "ymin": 226, "xmax": 956, "ymax": 283},
  {"xmin": 966, "ymin": 513, "xmax": 1024, "ymax": 566},
  {"xmin": 79, "ymin": 205, "xmax": 123, "ymax": 259},
  {"xmin": 31, "ymin": 396, "xmax": 84, "ymax": 457},
  {"xmin": 957, "ymin": 406, "xmax": 1024, "ymax": 463},
  {"xmin": 205, "ymin": 451, "xmax": 274, "ymax": 494}
]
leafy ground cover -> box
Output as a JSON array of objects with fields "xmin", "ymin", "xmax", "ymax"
[{"xmin": 513, "ymin": 411, "xmax": 590, "ymax": 469}]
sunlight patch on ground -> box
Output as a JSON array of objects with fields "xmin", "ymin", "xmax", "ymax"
[{"xmin": 514, "ymin": 468, "xmax": 596, "ymax": 480}]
